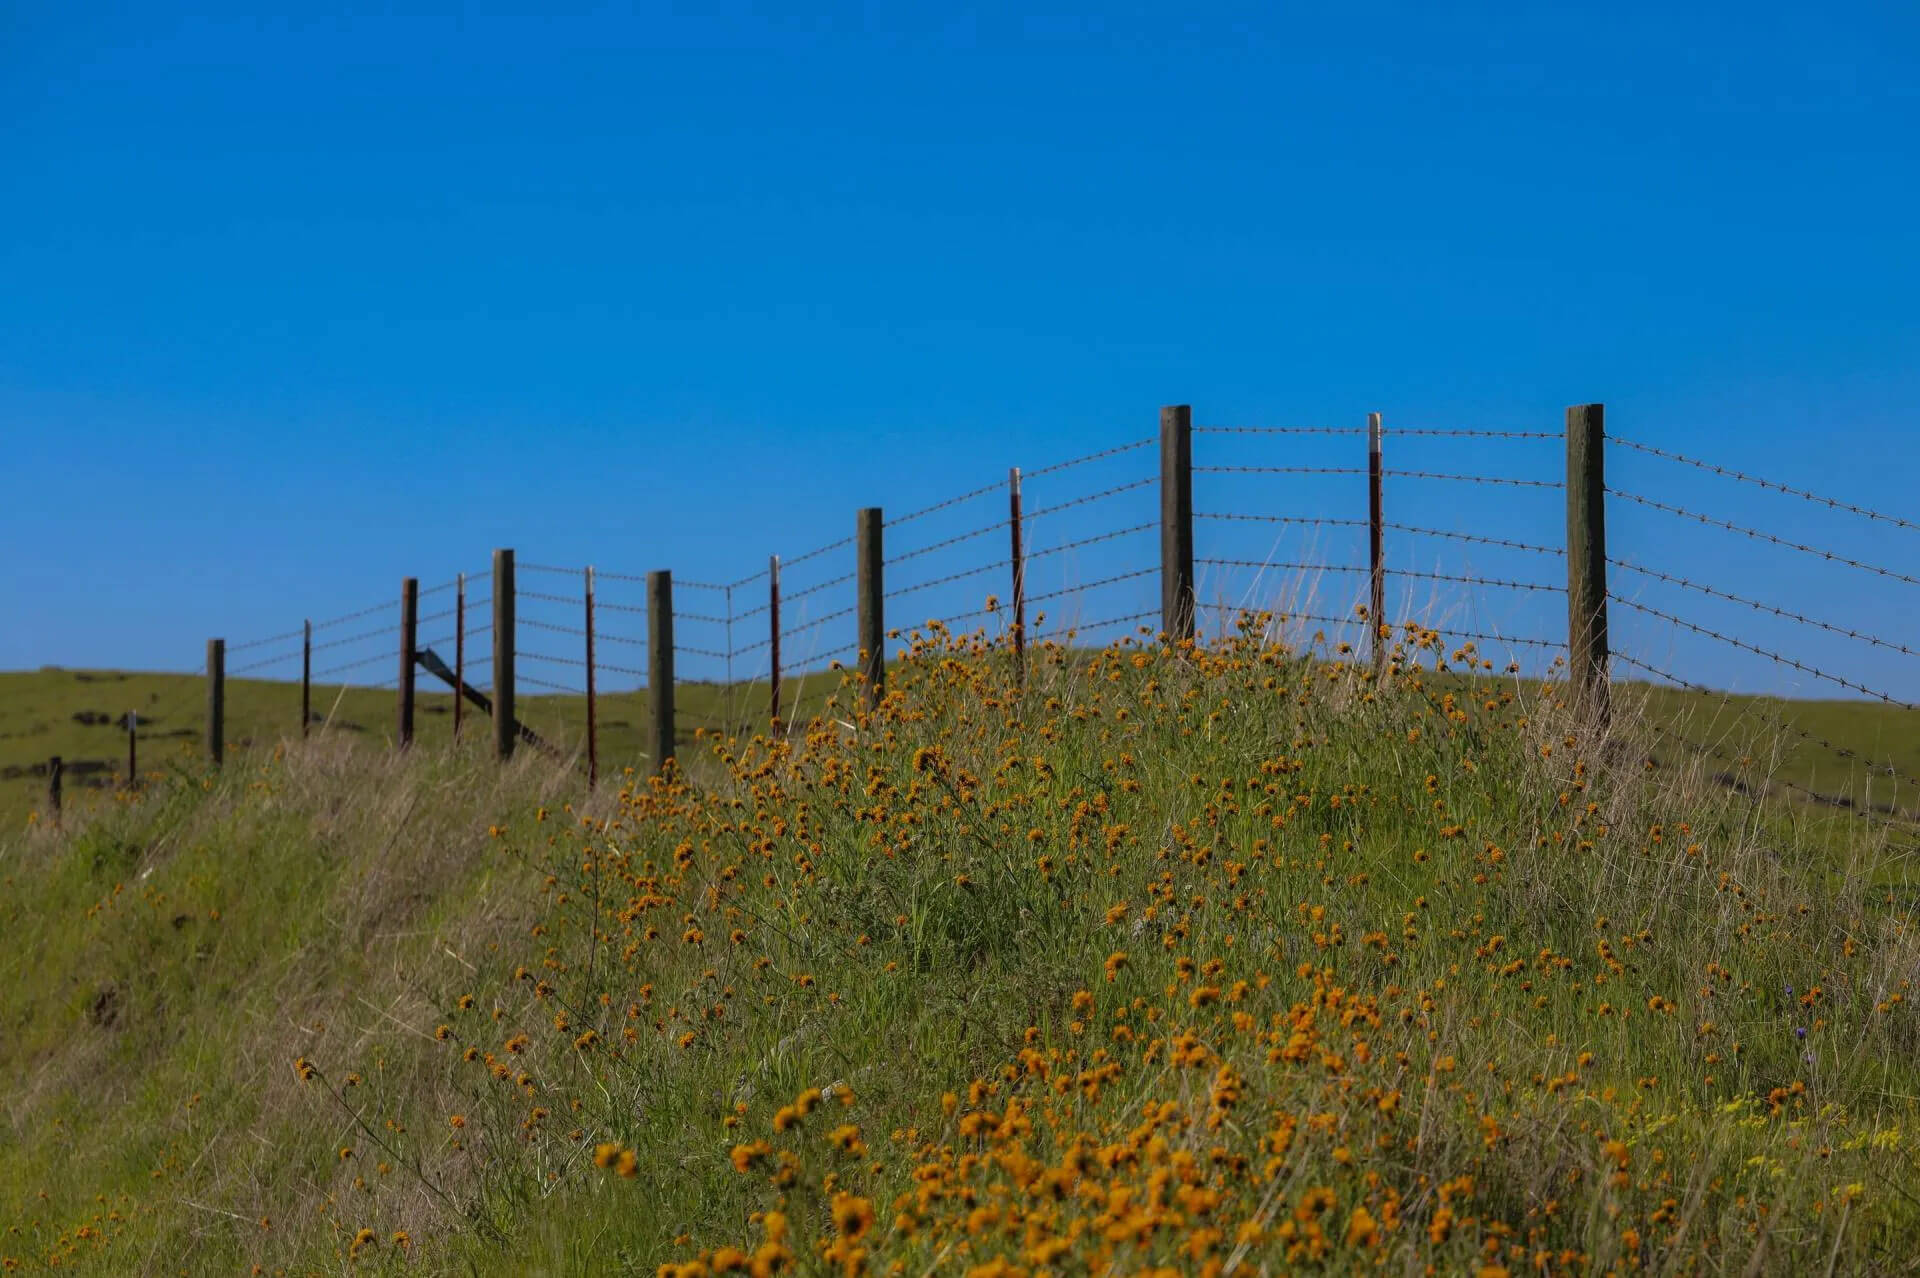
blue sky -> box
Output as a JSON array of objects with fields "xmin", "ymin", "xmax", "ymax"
[{"xmin": 4, "ymin": 2, "xmax": 1918, "ymax": 708}]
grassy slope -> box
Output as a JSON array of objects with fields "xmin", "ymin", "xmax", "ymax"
[
  {"xmin": 3, "ymin": 633, "xmax": 1919, "ymax": 1274},
  {"xmin": 0, "ymin": 665, "xmax": 856, "ymax": 830}
]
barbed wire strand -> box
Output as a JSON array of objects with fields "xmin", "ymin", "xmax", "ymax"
[
  {"xmin": 1388, "ymin": 428, "xmax": 1561, "ymax": 439},
  {"xmin": 1385, "ymin": 523, "xmax": 1565, "ymax": 555},
  {"xmin": 1195, "ymin": 425, "xmax": 1366, "ymax": 436},
  {"xmin": 1612, "ymin": 598, "xmax": 1919, "ymax": 711},
  {"xmin": 786, "ymin": 535, "xmax": 856, "ymax": 570},
  {"xmin": 1198, "ymin": 558, "xmax": 1562, "ymax": 595},
  {"xmin": 598, "ymin": 661, "xmax": 649, "ymax": 680},
  {"xmin": 1025, "ymin": 477, "xmax": 1156, "ymax": 522},
  {"xmin": 1199, "ymin": 557, "xmax": 1367, "ymax": 575},
  {"xmin": 1610, "ymin": 436, "xmax": 1920, "ymax": 532},
  {"xmin": 229, "ymin": 650, "xmax": 303, "ymax": 676},
  {"xmin": 228, "ymin": 625, "xmax": 309, "ymax": 654},
  {"xmin": 1610, "ymin": 559, "xmax": 1919, "ymax": 660},
  {"xmin": 522, "ymin": 617, "xmax": 586, "ymax": 638},
  {"xmin": 1197, "ymin": 512, "xmax": 1367, "ymax": 530},
  {"xmin": 1028, "ymin": 522, "xmax": 1157, "ymax": 561},
  {"xmin": 314, "ymin": 651, "xmax": 390, "ymax": 679},
  {"xmin": 521, "ymin": 651, "xmax": 587, "ymax": 669},
  {"xmin": 1607, "ymin": 489, "xmax": 1920, "ymax": 588},
  {"xmin": 311, "ymin": 599, "xmax": 393, "ymax": 633},
  {"xmin": 1613, "ymin": 651, "xmax": 1920, "ymax": 809},
  {"xmin": 1027, "ymin": 566, "xmax": 1158, "ymax": 607},
  {"xmin": 520, "ymin": 674, "xmax": 583, "ymax": 695},
  {"xmin": 1034, "ymin": 610, "xmax": 1160, "ymax": 642},
  {"xmin": 1196, "ymin": 465, "xmax": 1366, "ymax": 477},
  {"xmin": 1025, "ymin": 437, "xmax": 1154, "ymax": 478},
  {"xmin": 784, "ymin": 571, "xmax": 856, "ymax": 604},
  {"xmin": 309, "ymin": 623, "xmax": 399, "ymax": 655},
  {"xmin": 891, "ymin": 520, "xmax": 1003, "ymax": 565},
  {"xmin": 780, "ymin": 606, "xmax": 857, "ymax": 642},
  {"xmin": 887, "ymin": 478, "xmax": 1006, "ymax": 528},
  {"xmin": 886, "ymin": 559, "xmax": 1007, "ymax": 601},
  {"xmin": 1385, "ymin": 469, "xmax": 1562, "ymax": 489},
  {"xmin": 728, "ymin": 566, "xmax": 771, "ymax": 590}
]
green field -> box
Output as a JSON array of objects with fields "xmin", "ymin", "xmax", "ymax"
[
  {"xmin": 0, "ymin": 664, "xmax": 857, "ymax": 831},
  {"xmin": 5, "ymin": 626, "xmax": 1919, "ymax": 1274}
]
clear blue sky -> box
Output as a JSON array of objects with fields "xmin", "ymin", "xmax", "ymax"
[{"xmin": 5, "ymin": 3, "xmax": 1918, "ymax": 709}]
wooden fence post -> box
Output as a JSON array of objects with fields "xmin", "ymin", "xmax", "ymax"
[
  {"xmin": 206, "ymin": 638, "xmax": 225, "ymax": 765},
  {"xmin": 857, "ymin": 507, "xmax": 884, "ymax": 709},
  {"xmin": 301, "ymin": 619, "xmax": 312, "ymax": 738},
  {"xmin": 1009, "ymin": 466, "xmax": 1026, "ymax": 683},
  {"xmin": 1160, "ymin": 405, "xmax": 1194, "ymax": 642},
  {"xmin": 493, "ymin": 549, "xmax": 516, "ymax": 761},
  {"xmin": 398, "ymin": 577, "xmax": 418, "ymax": 748},
  {"xmin": 768, "ymin": 555, "xmax": 782, "ymax": 732},
  {"xmin": 648, "ymin": 570, "xmax": 675, "ymax": 775},
  {"xmin": 453, "ymin": 576, "xmax": 464, "ymax": 739},
  {"xmin": 47, "ymin": 756, "xmax": 61, "ymax": 826},
  {"xmin": 125, "ymin": 712, "xmax": 137, "ymax": 788},
  {"xmin": 1566, "ymin": 403, "xmax": 1611, "ymax": 725},
  {"xmin": 584, "ymin": 566, "xmax": 597, "ymax": 789},
  {"xmin": 1368, "ymin": 412, "xmax": 1386, "ymax": 677}
]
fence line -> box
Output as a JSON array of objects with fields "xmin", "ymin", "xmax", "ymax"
[{"xmin": 120, "ymin": 400, "xmax": 1902, "ymax": 833}]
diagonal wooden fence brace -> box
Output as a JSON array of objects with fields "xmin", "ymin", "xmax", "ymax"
[{"xmin": 415, "ymin": 647, "xmax": 564, "ymax": 763}]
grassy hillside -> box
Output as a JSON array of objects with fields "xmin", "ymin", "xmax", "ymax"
[
  {"xmin": 3, "ymin": 622, "xmax": 1918, "ymax": 1274},
  {"xmin": 0, "ymin": 663, "xmax": 856, "ymax": 830}
]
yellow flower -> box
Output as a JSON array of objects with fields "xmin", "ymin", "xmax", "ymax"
[{"xmin": 831, "ymin": 1192, "xmax": 875, "ymax": 1239}]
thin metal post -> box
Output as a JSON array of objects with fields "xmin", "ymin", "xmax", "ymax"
[
  {"xmin": 1160, "ymin": 405, "xmax": 1194, "ymax": 642},
  {"xmin": 126, "ymin": 712, "xmax": 137, "ymax": 788},
  {"xmin": 47, "ymin": 756, "xmax": 61, "ymax": 826},
  {"xmin": 769, "ymin": 556, "xmax": 782, "ymax": 732},
  {"xmin": 1368, "ymin": 412, "xmax": 1386, "ymax": 676},
  {"xmin": 585, "ymin": 566, "xmax": 598, "ymax": 788},
  {"xmin": 453, "ymin": 575, "xmax": 464, "ymax": 739},
  {"xmin": 1009, "ymin": 466, "xmax": 1026, "ymax": 682}
]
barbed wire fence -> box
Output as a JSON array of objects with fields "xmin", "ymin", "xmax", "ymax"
[
  {"xmin": 1600, "ymin": 426, "xmax": 1920, "ymax": 829},
  {"xmin": 87, "ymin": 400, "xmax": 1908, "ymax": 840}
]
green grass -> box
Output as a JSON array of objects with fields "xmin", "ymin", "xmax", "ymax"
[
  {"xmin": 6, "ymin": 663, "xmax": 1918, "ymax": 838},
  {"xmin": 3, "ymin": 629, "xmax": 1919, "ymax": 1274},
  {"xmin": 0, "ymin": 664, "xmax": 857, "ymax": 831}
]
